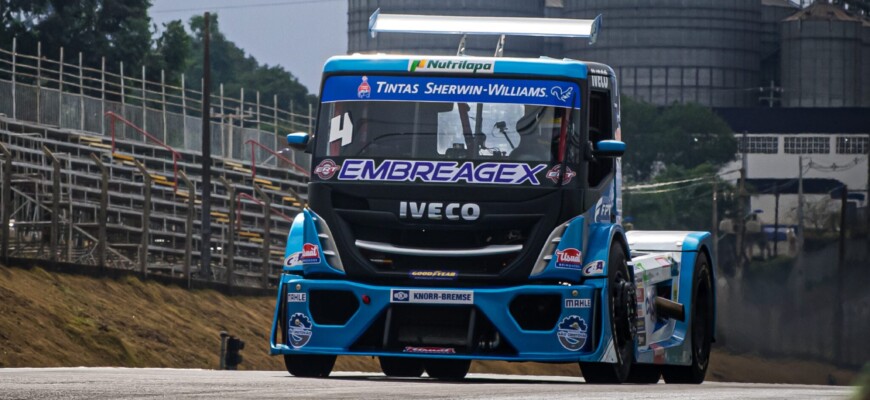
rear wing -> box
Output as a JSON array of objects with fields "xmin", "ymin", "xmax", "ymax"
[{"xmin": 368, "ymin": 9, "xmax": 602, "ymax": 55}]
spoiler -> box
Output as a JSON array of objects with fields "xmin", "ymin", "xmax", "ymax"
[{"xmin": 369, "ymin": 9, "xmax": 602, "ymax": 45}]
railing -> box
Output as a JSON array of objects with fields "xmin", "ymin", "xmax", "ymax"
[
  {"xmin": 106, "ymin": 111, "xmax": 180, "ymax": 191},
  {"xmin": 247, "ymin": 139, "xmax": 309, "ymax": 182},
  {"xmin": 235, "ymin": 192, "xmax": 296, "ymax": 230}
]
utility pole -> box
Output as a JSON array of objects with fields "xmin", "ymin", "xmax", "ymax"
[
  {"xmin": 736, "ymin": 131, "xmax": 748, "ymax": 273},
  {"xmin": 201, "ymin": 12, "xmax": 213, "ymax": 280},
  {"xmin": 712, "ymin": 179, "xmax": 719, "ymax": 263},
  {"xmin": 773, "ymin": 184, "xmax": 780, "ymax": 257},
  {"xmin": 798, "ymin": 155, "xmax": 805, "ymax": 253},
  {"xmin": 834, "ymin": 185, "xmax": 847, "ymax": 363}
]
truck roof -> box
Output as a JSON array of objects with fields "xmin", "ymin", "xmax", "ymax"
[{"xmin": 323, "ymin": 54, "xmax": 599, "ymax": 80}]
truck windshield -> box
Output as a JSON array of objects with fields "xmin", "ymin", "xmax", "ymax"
[{"xmin": 315, "ymin": 75, "xmax": 582, "ymax": 163}]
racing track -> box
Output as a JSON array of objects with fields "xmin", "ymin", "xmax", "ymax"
[{"xmin": 0, "ymin": 368, "xmax": 852, "ymax": 399}]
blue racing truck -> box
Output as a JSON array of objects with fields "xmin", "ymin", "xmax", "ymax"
[{"xmin": 270, "ymin": 11, "xmax": 715, "ymax": 384}]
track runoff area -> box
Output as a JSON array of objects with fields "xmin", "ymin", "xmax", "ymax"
[{"xmin": 0, "ymin": 368, "xmax": 853, "ymax": 399}]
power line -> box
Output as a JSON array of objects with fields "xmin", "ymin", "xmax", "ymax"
[{"xmin": 151, "ymin": 0, "xmax": 344, "ymax": 14}]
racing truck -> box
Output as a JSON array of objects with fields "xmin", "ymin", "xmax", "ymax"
[{"xmin": 270, "ymin": 11, "xmax": 715, "ymax": 384}]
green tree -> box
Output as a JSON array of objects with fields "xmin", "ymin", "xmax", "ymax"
[{"xmin": 621, "ymin": 98, "xmax": 737, "ymax": 181}]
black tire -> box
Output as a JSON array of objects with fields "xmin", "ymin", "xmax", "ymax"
[
  {"xmin": 424, "ymin": 359, "xmax": 471, "ymax": 380},
  {"xmin": 627, "ymin": 364, "xmax": 661, "ymax": 384},
  {"xmin": 283, "ymin": 354, "xmax": 336, "ymax": 377},
  {"xmin": 662, "ymin": 254, "xmax": 713, "ymax": 384},
  {"xmin": 579, "ymin": 243, "xmax": 636, "ymax": 384},
  {"xmin": 379, "ymin": 356, "xmax": 425, "ymax": 378}
]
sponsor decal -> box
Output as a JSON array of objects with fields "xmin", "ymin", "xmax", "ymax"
[
  {"xmin": 322, "ymin": 76, "xmax": 581, "ymax": 109},
  {"xmin": 314, "ymin": 159, "xmax": 340, "ymax": 180},
  {"xmin": 288, "ymin": 313, "xmax": 313, "ymax": 348},
  {"xmin": 545, "ymin": 165, "xmax": 577, "ymax": 184},
  {"xmin": 409, "ymin": 270, "xmax": 458, "ymax": 280},
  {"xmin": 557, "ymin": 315, "xmax": 589, "ymax": 351},
  {"xmin": 389, "ymin": 289, "xmax": 473, "ymax": 305},
  {"xmin": 338, "ymin": 159, "xmax": 547, "ymax": 185},
  {"xmin": 590, "ymin": 75, "xmax": 610, "ymax": 89},
  {"xmin": 357, "ymin": 76, "xmax": 371, "ymax": 98},
  {"xmin": 400, "ymin": 201, "xmax": 480, "ymax": 221},
  {"xmin": 582, "ymin": 260, "xmax": 605, "ymax": 277},
  {"xmin": 655, "ymin": 256, "xmax": 670, "ymax": 267},
  {"xmin": 550, "ymin": 86, "xmax": 574, "ymax": 102},
  {"xmin": 287, "ymin": 292, "xmax": 307, "ymax": 303},
  {"xmin": 408, "ymin": 59, "xmax": 494, "ymax": 74},
  {"xmin": 564, "ymin": 298, "xmax": 592, "ymax": 309},
  {"xmin": 555, "ymin": 248, "xmax": 583, "ymax": 270},
  {"xmin": 284, "ymin": 252, "xmax": 302, "ymax": 267},
  {"xmin": 403, "ymin": 346, "xmax": 456, "ymax": 354},
  {"xmin": 301, "ymin": 243, "xmax": 321, "ymax": 264}
]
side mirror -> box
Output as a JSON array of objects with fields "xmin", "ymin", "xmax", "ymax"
[
  {"xmin": 593, "ymin": 140, "xmax": 625, "ymax": 158},
  {"xmin": 286, "ymin": 132, "xmax": 310, "ymax": 151}
]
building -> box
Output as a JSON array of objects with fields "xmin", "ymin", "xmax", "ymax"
[
  {"xmin": 347, "ymin": 0, "xmax": 870, "ymax": 108},
  {"xmin": 714, "ymin": 108, "xmax": 870, "ymax": 226}
]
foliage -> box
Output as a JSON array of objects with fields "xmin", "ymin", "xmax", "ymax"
[
  {"xmin": 621, "ymin": 97, "xmax": 737, "ymax": 182},
  {"xmin": 623, "ymin": 163, "xmax": 736, "ymax": 231}
]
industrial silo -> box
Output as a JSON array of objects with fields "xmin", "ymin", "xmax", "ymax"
[
  {"xmin": 561, "ymin": 0, "xmax": 763, "ymax": 107},
  {"xmin": 780, "ymin": 2, "xmax": 864, "ymax": 107},
  {"xmin": 347, "ymin": 0, "xmax": 550, "ymax": 58},
  {"xmin": 761, "ymin": 0, "xmax": 800, "ymax": 92}
]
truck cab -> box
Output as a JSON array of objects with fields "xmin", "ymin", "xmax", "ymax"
[{"xmin": 271, "ymin": 11, "xmax": 715, "ymax": 385}]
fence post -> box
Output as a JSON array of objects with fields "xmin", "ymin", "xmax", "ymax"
[
  {"xmin": 218, "ymin": 176, "xmax": 235, "ymax": 289},
  {"xmin": 89, "ymin": 153, "xmax": 108, "ymax": 268},
  {"xmin": 835, "ymin": 185, "xmax": 847, "ymax": 363},
  {"xmin": 253, "ymin": 184, "xmax": 271, "ymax": 288},
  {"xmin": 134, "ymin": 160, "xmax": 152, "ymax": 278},
  {"xmin": 79, "ymin": 52, "xmax": 84, "ymax": 130},
  {"xmin": 219, "ymin": 83, "xmax": 225, "ymax": 157},
  {"xmin": 36, "ymin": 41, "xmax": 41, "ymax": 124},
  {"xmin": 11, "ymin": 37, "xmax": 16, "ymax": 120},
  {"xmin": 178, "ymin": 170, "xmax": 194, "ymax": 289},
  {"xmin": 273, "ymin": 94, "xmax": 279, "ymax": 151},
  {"xmin": 141, "ymin": 65, "xmax": 147, "ymax": 136},
  {"xmin": 161, "ymin": 69, "xmax": 167, "ymax": 143},
  {"xmin": 1, "ymin": 143, "xmax": 12, "ymax": 264},
  {"xmin": 58, "ymin": 47, "xmax": 64, "ymax": 127},
  {"xmin": 42, "ymin": 146, "xmax": 60, "ymax": 263},
  {"xmin": 290, "ymin": 100, "xmax": 294, "ymax": 130},
  {"xmin": 120, "ymin": 61, "xmax": 125, "ymax": 119},
  {"xmin": 181, "ymin": 73, "xmax": 187, "ymax": 145},
  {"xmin": 308, "ymin": 103, "xmax": 313, "ymax": 135},
  {"xmin": 100, "ymin": 57, "xmax": 105, "ymax": 135}
]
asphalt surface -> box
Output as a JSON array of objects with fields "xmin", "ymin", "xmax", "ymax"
[{"xmin": 0, "ymin": 368, "xmax": 853, "ymax": 399}]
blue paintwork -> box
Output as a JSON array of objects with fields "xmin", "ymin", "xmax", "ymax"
[
  {"xmin": 282, "ymin": 209, "xmax": 345, "ymax": 277},
  {"xmin": 323, "ymin": 56, "xmax": 588, "ymax": 80},
  {"xmin": 595, "ymin": 140, "xmax": 626, "ymax": 157},
  {"xmin": 286, "ymin": 133, "xmax": 309, "ymax": 146}
]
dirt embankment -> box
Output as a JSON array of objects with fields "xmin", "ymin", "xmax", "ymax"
[{"xmin": 0, "ymin": 265, "xmax": 860, "ymax": 386}]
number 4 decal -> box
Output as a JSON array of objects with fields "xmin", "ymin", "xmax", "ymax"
[{"xmin": 329, "ymin": 112, "xmax": 353, "ymax": 147}]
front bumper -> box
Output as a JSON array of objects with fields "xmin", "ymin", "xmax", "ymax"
[{"xmin": 269, "ymin": 275, "xmax": 615, "ymax": 363}]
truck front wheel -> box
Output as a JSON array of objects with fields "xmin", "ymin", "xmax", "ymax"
[
  {"xmin": 662, "ymin": 253, "xmax": 713, "ymax": 384},
  {"xmin": 379, "ymin": 356, "xmax": 424, "ymax": 377},
  {"xmin": 424, "ymin": 359, "xmax": 471, "ymax": 380},
  {"xmin": 284, "ymin": 354, "xmax": 336, "ymax": 377},
  {"xmin": 579, "ymin": 243, "xmax": 636, "ymax": 384}
]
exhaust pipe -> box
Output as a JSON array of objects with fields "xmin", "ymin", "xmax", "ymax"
[{"xmin": 654, "ymin": 296, "xmax": 685, "ymax": 322}]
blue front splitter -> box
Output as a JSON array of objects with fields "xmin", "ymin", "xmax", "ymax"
[{"xmin": 270, "ymin": 275, "xmax": 614, "ymax": 362}]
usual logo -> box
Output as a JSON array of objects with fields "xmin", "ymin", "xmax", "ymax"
[
  {"xmin": 582, "ymin": 260, "xmax": 605, "ymax": 277},
  {"xmin": 314, "ymin": 159, "xmax": 340, "ymax": 180},
  {"xmin": 357, "ymin": 76, "xmax": 371, "ymax": 98},
  {"xmin": 555, "ymin": 248, "xmax": 583, "ymax": 270},
  {"xmin": 288, "ymin": 313, "xmax": 313, "ymax": 348},
  {"xmin": 403, "ymin": 346, "xmax": 456, "ymax": 354},
  {"xmin": 565, "ymin": 298, "xmax": 592, "ymax": 309},
  {"xmin": 557, "ymin": 315, "xmax": 589, "ymax": 351},
  {"xmin": 301, "ymin": 243, "xmax": 321, "ymax": 264},
  {"xmin": 545, "ymin": 165, "xmax": 577, "ymax": 184},
  {"xmin": 408, "ymin": 59, "xmax": 494, "ymax": 74},
  {"xmin": 399, "ymin": 201, "xmax": 480, "ymax": 221},
  {"xmin": 410, "ymin": 270, "xmax": 458, "ymax": 280},
  {"xmin": 390, "ymin": 289, "xmax": 473, "ymax": 304},
  {"xmin": 287, "ymin": 292, "xmax": 307, "ymax": 303}
]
